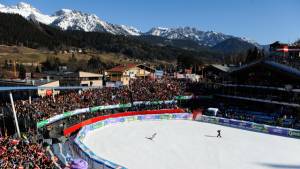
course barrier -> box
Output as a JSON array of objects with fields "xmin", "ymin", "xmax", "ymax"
[
  {"xmin": 73, "ymin": 112, "xmax": 192, "ymax": 169},
  {"xmin": 196, "ymin": 115, "xmax": 300, "ymax": 139},
  {"xmin": 64, "ymin": 108, "xmax": 185, "ymax": 136}
]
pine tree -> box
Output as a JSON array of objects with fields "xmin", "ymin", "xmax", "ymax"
[
  {"xmin": 19, "ymin": 64, "xmax": 26, "ymax": 79},
  {"xmin": 35, "ymin": 65, "xmax": 41, "ymax": 73}
]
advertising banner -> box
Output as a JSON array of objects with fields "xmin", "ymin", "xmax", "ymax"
[
  {"xmin": 91, "ymin": 121, "xmax": 105, "ymax": 130},
  {"xmin": 288, "ymin": 130, "xmax": 300, "ymax": 138},
  {"xmin": 172, "ymin": 113, "xmax": 190, "ymax": 119},
  {"xmin": 139, "ymin": 114, "xmax": 157, "ymax": 121},
  {"xmin": 251, "ymin": 123, "xmax": 268, "ymax": 133},
  {"xmin": 218, "ymin": 118, "xmax": 230, "ymax": 125},
  {"xmin": 125, "ymin": 116, "xmax": 137, "ymax": 122},
  {"xmin": 160, "ymin": 114, "xmax": 172, "ymax": 120},
  {"xmin": 37, "ymin": 120, "xmax": 49, "ymax": 128},
  {"xmin": 237, "ymin": 121, "xmax": 252, "ymax": 129},
  {"xmin": 175, "ymin": 95, "xmax": 193, "ymax": 100},
  {"xmin": 267, "ymin": 127, "xmax": 289, "ymax": 136},
  {"xmin": 108, "ymin": 117, "xmax": 125, "ymax": 124},
  {"xmin": 73, "ymin": 108, "xmax": 90, "ymax": 115}
]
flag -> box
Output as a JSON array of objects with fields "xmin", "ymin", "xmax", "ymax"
[{"xmin": 11, "ymin": 139, "xmax": 19, "ymax": 145}]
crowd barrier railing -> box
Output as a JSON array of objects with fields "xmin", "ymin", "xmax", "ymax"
[
  {"xmin": 196, "ymin": 115, "xmax": 300, "ymax": 139},
  {"xmin": 37, "ymin": 95, "xmax": 193, "ymax": 128},
  {"xmin": 73, "ymin": 112, "xmax": 192, "ymax": 169}
]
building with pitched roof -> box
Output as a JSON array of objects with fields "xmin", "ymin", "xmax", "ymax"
[{"xmin": 105, "ymin": 64, "xmax": 155, "ymax": 85}]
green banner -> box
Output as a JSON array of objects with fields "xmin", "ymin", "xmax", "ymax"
[
  {"xmin": 289, "ymin": 130, "xmax": 300, "ymax": 137},
  {"xmin": 92, "ymin": 121, "xmax": 105, "ymax": 130},
  {"xmin": 126, "ymin": 116, "xmax": 137, "ymax": 122},
  {"xmin": 160, "ymin": 114, "xmax": 172, "ymax": 120},
  {"xmin": 119, "ymin": 103, "xmax": 131, "ymax": 108},
  {"xmin": 175, "ymin": 95, "xmax": 193, "ymax": 100},
  {"xmin": 90, "ymin": 106, "xmax": 101, "ymax": 112},
  {"xmin": 37, "ymin": 120, "xmax": 49, "ymax": 128},
  {"xmin": 63, "ymin": 111, "xmax": 73, "ymax": 117},
  {"xmin": 251, "ymin": 123, "xmax": 268, "ymax": 132}
]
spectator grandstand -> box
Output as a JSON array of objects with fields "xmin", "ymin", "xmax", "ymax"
[{"xmin": 0, "ymin": 62, "xmax": 300, "ymax": 168}]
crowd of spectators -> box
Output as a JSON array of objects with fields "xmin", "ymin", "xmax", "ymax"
[
  {"xmin": 217, "ymin": 86, "xmax": 300, "ymax": 105},
  {"xmin": 215, "ymin": 106, "xmax": 300, "ymax": 129},
  {"xmin": 130, "ymin": 78, "xmax": 185, "ymax": 101},
  {"xmin": 9, "ymin": 78, "xmax": 186, "ymax": 130},
  {"xmin": 0, "ymin": 130, "xmax": 56, "ymax": 169}
]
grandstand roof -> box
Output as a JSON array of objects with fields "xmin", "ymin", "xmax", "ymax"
[
  {"xmin": 136, "ymin": 64, "xmax": 156, "ymax": 73},
  {"xmin": 0, "ymin": 79, "xmax": 57, "ymax": 86},
  {"xmin": 65, "ymin": 71, "xmax": 103, "ymax": 78},
  {"xmin": 264, "ymin": 60, "xmax": 300, "ymax": 77},
  {"xmin": 211, "ymin": 64, "xmax": 233, "ymax": 72},
  {"xmin": 230, "ymin": 59, "xmax": 300, "ymax": 79}
]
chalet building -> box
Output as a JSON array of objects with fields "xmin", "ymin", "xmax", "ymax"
[
  {"xmin": 105, "ymin": 64, "xmax": 155, "ymax": 85},
  {"xmin": 203, "ymin": 64, "xmax": 235, "ymax": 82}
]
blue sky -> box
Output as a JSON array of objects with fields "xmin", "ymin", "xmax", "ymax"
[{"xmin": 1, "ymin": 0, "xmax": 300, "ymax": 44}]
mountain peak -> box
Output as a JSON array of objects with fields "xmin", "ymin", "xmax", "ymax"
[
  {"xmin": 52, "ymin": 8, "xmax": 108, "ymax": 31},
  {"xmin": 17, "ymin": 2, "xmax": 32, "ymax": 8},
  {"xmin": 145, "ymin": 26, "xmax": 232, "ymax": 46},
  {"xmin": 0, "ymin": 2, "xmax": 55, "ymax": 24},
  {"xmin": 16, "ymin": 2, "xmax": 39, "ymax": 12},
  {"xmin": 0, "ymin": 2, "xmax": 140, "ymax": 35},
  {"xmin": 55, "ymin": 8, "xmax": 73, "ymax": 14},
  {"xmin": 51, "ymin": 7, "xmax": 140, "ymax": 35},
  {"xmin": 157, "ymin": 27, "xmax": 170, "ymax": 30}
]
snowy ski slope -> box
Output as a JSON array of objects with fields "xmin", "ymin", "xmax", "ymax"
[{"xmin": 82, "ymin": 120, "xmax": 300, "ymax": 169}]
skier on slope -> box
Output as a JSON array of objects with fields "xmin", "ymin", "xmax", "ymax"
[
  {"xmin": 146, "ymin": 133, "xmax": 157, "ymax": 141},
  {"xmin": 217, "ymin": 130, "xmax": 221, "ymax": 138}
]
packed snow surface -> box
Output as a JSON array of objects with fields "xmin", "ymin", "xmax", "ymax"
[{"xmin": 82, "ymin": 120, "xmax": 300, "ymax": 169}]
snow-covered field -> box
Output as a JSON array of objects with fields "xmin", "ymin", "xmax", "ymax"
[{"xmin": 82, "ymin": 120, "xmax": 300, "ymax": 169}]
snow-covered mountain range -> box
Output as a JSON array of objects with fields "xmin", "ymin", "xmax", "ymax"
[
  {"xmin": 0, "ymin": 2, "xmax": 55, "ymax": 24},
  {"xmin": 0, "ymin": 2, "xmax": 141, "ymax": 36},
  {"xmin": 145, "ymin": 27, "xmax": 234, "ymax": 46},
  {"xmin": 0, "ymin": 2, "xmax": 259, "ymax": 46}
]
